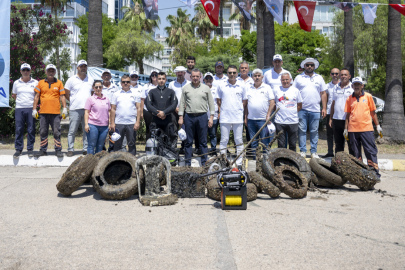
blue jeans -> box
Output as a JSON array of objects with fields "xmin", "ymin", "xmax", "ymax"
[
  {"xmin": 298, "ymin": 109, "xmax": 320, "ymax": 154},
  {"xmin": 86, "ymin": 124, "xmax": 109, "ymax": 154},
  {"xmin": 68, "ymin": 109, "xmax": 88, "ymax": 152},
  {"xmin": 247, "ymin": 119, "xmax": 273, "ymax": 158},
  {"xmin": 207, "ymin": 119, "xmax": 218, "ymax": 154}
]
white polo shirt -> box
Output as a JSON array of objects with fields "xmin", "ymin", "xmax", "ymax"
[
  {"xmin": 274, "ymin": 86, "xmax": 303, "ymax": 124},
  {"xmin": 326, "ymin": 81, "xmax": 339, "ymax": 115},
  {"xmin": 213, "ymin": 74, "xmax": 228, "ymax": 88},
  {"xmin": 216, "ymin": 80, "xmax": 247, "ymax": 124},
  {"xmin": 292, "ymin": 72, "xmax": 327, "ymax": 112},
  {"xmin": 12, "ymin": 78, "xmax": 38, "ymax": 108},
  {"xmin": 111, "ymin": 89, "xmax": 141, "ymax": 125},
  {"xmin": 246, "ymin": 83, "xmax": 274, "ymax": 120},
  {"xmin": 168, "ymin": 79, "xmax": 190, "ymax": 108},
  {"xmin": 65, "ymin": 75, "xmax": 94, "ymax": 110},
  {"xmin": 131, "ymin": 83, "xmax": 146, "ymax": 100},
  {"xmin": 142, "ymin": 83, "xmax": 158, "ymax": 111},
  {"xmin": 206, "ymin": 86, "xmax": 219, "ymax": 120},
  {"xmin": 332, "ymin": 82, "xmax": 353, "ymax": 120},
  {"xmin": 102, "ymin": 83, "xmax": 119, "ymax": 102},
  {"xmin": 237, "ymin": 76, "xmax": 254, "ymax": 86},
  {"xmin": 263, "ymin": 68, "xmax": 292, "ymax": 90}
]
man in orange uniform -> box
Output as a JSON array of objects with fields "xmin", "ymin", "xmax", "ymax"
[
  {"xmin": 33, "ymin": 64, "xmax": 67, "ymax": 157},
  {"xmin": 344, "ymin": 77, "xmax": 382, "ymax": 179}
]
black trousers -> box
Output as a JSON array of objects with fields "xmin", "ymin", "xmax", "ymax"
[
  {"xmin": 275, "ymin": 123, "xmax": 298, "ymax": 152},
  {"xmin": 326, "ymin": 114, "xmax": 334, "ymax": 154},
  {"xmin": 174, "ymin": 111, "xmax": 199, "ymax": 150},
  {"xmin": 184, "ymin": 113, "xmax": 208, "ymax": 166},
  {"xmin": 152, "ymin": 116, "xmax": 178, "ymax": 148},
  {"xmin": 333, "ymin": 119, "xmax": 353, "ymax": 155},
  {"xmin": 144, "ymin": 109, "xmax": 153, "ymax": 140},
  {"xmin": 39, "ymin": 114, "xmax": 61, "ymax": 151},
  {"xmin": 349, "ymin": 131, "xmax": 380, "ymax": 177},
  {"xmin": 15, "ymin": 108, "xmax": 36, "ymax": 151},
  {"xmin": 114, "ymin": 124, "xmax": 136, "ymax": 155}
]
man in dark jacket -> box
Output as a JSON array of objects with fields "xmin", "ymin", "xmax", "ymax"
[{"xmin": 146, "ymin": 72, "xmax": 178, "ymax": 146}]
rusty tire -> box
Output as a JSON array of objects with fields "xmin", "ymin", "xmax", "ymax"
[
  {"xmin": 309, "ymin": 157, "xmax": 346, "ymax": 186},
  {"xmin": 273, "ymin": 165, "xmax": 308, "ymax": 199},
  {"xmin": 249, "ymin": 171, "xmax": 281, "ymax": 198}
]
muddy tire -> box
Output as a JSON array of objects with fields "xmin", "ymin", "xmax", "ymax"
[
  {"xmin": 331, "ymin": 152, "xmax": 378, "ymax": 191},
  {"xmin": 92, "ymin": 152, "xmax": 140, "ymax": 200},
  {"xmin": 206, "ymin": 179, "xmax": 257, "ymax": 201},
  {"xmin": 203, "ymin": 154, "xmax": 230, "ymax": 173},
  {"xmin": 273, "ymin": 165, "xmax": 308, "ymax": 199},
  {"xmin": 309, "ymin": 157, "xmax": 346, "ymax": 186},
  {"xmin": 84, "ymin": 151, "xmax": 108, "ymax": 184},
  {"xmin": 249, "ymin": 171, "xmax": 281, "ymax": 198},
  {"xmin": 56, "ymin": 154, "xmax": 99, "ymax": 196}
]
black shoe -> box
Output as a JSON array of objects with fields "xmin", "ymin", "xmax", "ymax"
[
  {"xmin": 179, "ymin": 148, "xmax": 185, "ymax": 155},
  {"xmin": 56, "ymin": 151, "xmax": 63, "ymax": 158},
  {"xmin": 83, "ymin": 151, "xmax": 87, "ymax": 155},
  {"xmin": 66, "ymin": 151, "xmax": 74, "ymax": 157},
  {"xmin": 193, "ymin": 148, "xmax": 199, "ymax": 156},
  {"xmin": 13, "ymin": 150, "xmax": 22, "ymax": 159},
  {"xmin": 27, "ymin": 150, "xmax": 34, "ymax": 157},
  {"xmin": 321, "ymin": 153, "xmax": 334, "ymax": 158},
  {"xmin": 35, "ymin": 150, "xmax": 47, "ymax": 157}
]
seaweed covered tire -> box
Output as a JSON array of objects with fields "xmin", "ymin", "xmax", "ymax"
[
  {"xmin": 273, "ymin": 165, "xmax": 308, "ymax": 199},
  {"xmin": 56, "ymin": 153, "xmax": 101, "ymax": 196},
  {"xmin": 331, "ymin": 152, "xmax": 378, "ymax": 191},
  {"xmin": 92, "ymin": 152, "xmax": 139, "ymax": 200},
  {"xmin": 262, "ymin": 148, "xmax": 311, "ymax": 183},
  {"xmin": 249, "ymin": 171, "xmax": 281, "ymax": 198},
  {"xmin": 309, "ymin": 157, "xmax": 346, "ymax": 186},
  {"xmin": 206, "ymin": 179, "xmax": 257, "ymax": 201}
]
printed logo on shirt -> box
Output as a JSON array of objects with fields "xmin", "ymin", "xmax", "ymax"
[
  {"xmin": 362, "ymin": 99, "xmax": 366, "ymax": 103},
  {"xmin": 54, "ymin": 87, "xmax": 58, "ymax": 90}
]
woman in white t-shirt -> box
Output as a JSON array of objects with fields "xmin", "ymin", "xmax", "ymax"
[
  {"xmin": 12, "ymin": 63, "xmax": 38, "ymax": 158},
  {"xmin": 274, "ymin": 73, "xmax": 303, "ymax": 151},
  {"xmin": 143, "ymin": 70, "xmax": 158, "ymax": 140}
]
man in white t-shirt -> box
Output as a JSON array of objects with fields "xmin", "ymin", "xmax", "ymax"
[
  {"xmin": 130, "ymin": 70, "xmax": 146, "ymax": 113},
  {"xmin": 263, "ymin": 54, "xmax": 292, "ymax": 91},
  {"xmin": 11, "ymin": 63, "xmax": 38, "ymax": 158},
  {"xmin": 245, "ymin": 69, "xmax": 275, "ymax": 158},
  {"xmin": 216, "ymin": 65, "xmax": 248, "ymax": 166},
  {"xmin": 65, "ymin": 60, "xmax": 94, "ymax": 156},
  {"xmin": 110, "ymin": 74, "xmax": 142, "ymax": 155},
  {"xmin": 204, "ymin": 72, "xmax": 220, "ymax": 155},
  {"xmin": 274, "ymin": 73, "xmax": 303, "ymax": 151},
  {"xmin": 322, "ymin": 68, "xmax": 340, "ymax": 158},
  {"xmin": 212, "ymin": 61, "xmax": 228, "ymax": 88},
  {"xmin": 329, "ymin": 68, "xmax": 354, "ymax": 155},
  {"xmin": 292, "ymin": 58, "xmax": 327, "ymax": 158}
]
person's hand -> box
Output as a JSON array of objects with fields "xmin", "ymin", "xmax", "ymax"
[
  {"xmin": 377, "ymin": 125, "xmax": 383, "ymax": 137},
  {"xmin": 343, "ymin": 129, "xmax": 348, "ymax": 141},
  {"xmin": 208, "ymin": 118, "xmax": 213, "ymax": 128},
  {"xmin": 321, "ymin": 108, "xmax": 327, "ymax": 119},
  {"xmin": 157, "ymin": 110, "xmax": 165, "ymax": 119},
  {"xmin": 175, "ymin": 108, "xmax": 179, "ymax": 113},
  {"xmin": 329, "ymin": 118, "xmax": 333, "ymax": 128},
  {"xmin": 134, "ymin": 123, "xmax": 140, "ymax": 131},
  {"xmin": 85, "ymin": 124, "xmax": 90, "ymax": 133},
  {"xmin": 178, "ymin": 117, "xmax": 183, "ymax": 126},
  {"xmin": 110, "ymin": 123, "xmax": 115, "ymax": 131},
  {"xmin": 32, "ymin": 109, "xmax": 38, "ymax": 119}
]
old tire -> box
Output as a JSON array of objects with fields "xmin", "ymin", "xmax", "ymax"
[
  {"xmin": 309, "ymin": 157, "xmax": 346, "ymax": 186},
  {"xmin": 273, "ymin": 165, "xmax": 308, "ymax": 199},
  {"xmin": 331, "ymin": 152, "xmax": 378, "ymax": 191},
  {"xmin": 249, "ymin": 171, "xmax": 281, "ymax": 198},
  {"xmin": 206, "ymin": 179, "xmax": 257, "ymax": 201},
  {"xmin": 56, "ymin": 154, "xmax": 99, "ymax": 196},
  {"xmin": 92, "ymin": 152, "xmax": 140, "ymax": 200}
]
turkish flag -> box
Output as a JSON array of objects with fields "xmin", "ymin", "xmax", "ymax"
[
  {"xmin": 390, "ymin": 4, "xmax": 405, "ymax": 17},
  {"xmin": 201, "ymin": 0, "xmax": 220, "ymax": 26},
  {"xmin": 294, "ymin": 1, "xmax": 316, "ymax": 32}
]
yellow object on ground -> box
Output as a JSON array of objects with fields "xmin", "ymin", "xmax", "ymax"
[{"xmin": 225, "ymin": 195, "xmax": 242, "ymax": 206}]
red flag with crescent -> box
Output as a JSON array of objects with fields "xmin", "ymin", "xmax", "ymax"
[
  {"xmin": 390, "ymin": 4, "xmax": 405, "ymax": 16},
  {"xmin": 201, "ymin": 0, "xmax": 220, "ymax": 26},
  {"xmin": 294, "ymin": 1, "xmax": 316, "ymax": 32}
]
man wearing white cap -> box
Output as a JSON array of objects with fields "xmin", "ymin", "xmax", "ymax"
[
  {"xmin": 263, "ymin": 54, "xmax": 292, "ymax": 90},
  {"xmin": 203, "ymin": 72, "xmax": 220, "ymax": 155},
  {"xmin": 65, "ymin": 59, "xmax": 94, "ymax": 156},
  {"xmin": 292, "ymin": 58, "xmax": 327, "ymax": 158},
  {"xmin": 33, "ymin": 64, "xmax": 67, "ymax": 157},
  {"xmin": 130, "ymin": 70, "xmax": 145, "ymax": 101},
  {"xmin": 12, "ymin": 63, "xmax": 38, "ymax": 158}
]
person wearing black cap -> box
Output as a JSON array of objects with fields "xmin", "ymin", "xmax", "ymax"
[{"xmin": 213, "ymin": 61, "xmax": 228, "ymax": 88}]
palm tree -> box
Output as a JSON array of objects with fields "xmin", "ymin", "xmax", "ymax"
[
  {"xmin": 88, "ymin": 0, "xmax": 103, "ymax": 67},
  {"xmin": 122, "ymin": 0, "xmax": 160, "ymax": 33},
  {"xmin": 193, "ymin": 4, "xmax": 217, "ymax": 41},
  {"xmin": 256, "ymin": 0, "xmax": 265, "ymax": 69},
  {"xmin": 383, "ymin": 0, "xmax": 405, "ymax": 142},
  {"xmin": 229, "ymin": 1, "xmax": 254, "ymax": 31},
  {"xmin": 344, "ymin": 0, "xmax": 354, "ymax": 78},
  {"xmin": 263, "ymin": 8, "xmax": 274, "ymax": 68},
  {"xmin": 165, "ymin": 8, "xmax": 194, "ymax": 47},
  {"xmin": 220, "ymin": 0, "xmax": 224, "ymax": 37}
]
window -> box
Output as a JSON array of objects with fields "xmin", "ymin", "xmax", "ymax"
[
  {"xmin": 313, "ymin": 5, "xmax": 335, "ymax": 22},
  {"xmin": 223, "ymin": 7, "xmax": 231, "ymax": 21},
  {"xmin": 323, "ymin": 27, "xmax": 329, "ymax": 35},
  {"xmin": 234, "ymin": 25, "xmax": 240, "ymax": 36},
  {"xmin": 162, "ymin": 58, "xmax": 171, "ymax": 65}
]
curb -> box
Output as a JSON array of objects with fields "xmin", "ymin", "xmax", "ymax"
[
  {"xmin": 0, "ymin": 155, "xmax": 80, "ymax": 167},
  {"xmin": 305, "ymin": 158, "xmax": 405, "ymax": 171}
]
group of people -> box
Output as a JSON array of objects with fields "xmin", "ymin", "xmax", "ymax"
[{"xmin": 12, "ymin": 54, "xmax": 381, "ymax": 177}]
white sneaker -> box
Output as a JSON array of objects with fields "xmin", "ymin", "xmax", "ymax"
[
  {"xmin": 311, "ymin": 153, "xmax": 320, "ymax": 159},
  {"xmin": 300, "ymin": 152, "xmax": 306, "ymax": 158}
]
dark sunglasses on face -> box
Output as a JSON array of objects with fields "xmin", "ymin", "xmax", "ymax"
[
  {"xmin": 121, "ymin": 81, "xmax": 131, "ymax": 84},
  {"xmin": 331, "ymin": 73, "xmax": 339, "ymax": 76},
  {"xmin": 131, "ymin": 75, "xmax": 138, "ymax": 78},
  {"xmin": 305, "ymin": 64, "xmax": 315, "ymax": 67},
  {"xmin": 151, "ymin": 73, "xmax": 158, "ymax": 77},
  {"xmin": 228, "ymin": 72, "xmax": 237, "ymax": 75},
  {"xmin": 22, "ymin": 69, "xmax": 30, "ymax": 72},
  {"xmin": 94, "ymin": 86, "xmax": 103, "ymax": 89}
]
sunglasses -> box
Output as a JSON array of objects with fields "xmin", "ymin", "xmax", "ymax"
[
  {"xmin": 121, "ymin": 81, "xmax": 131, "ymax": 84},
  {"xmin": 22, "ymin": 69, "xmax": 30, "ymax": 72},
  {"xmin": 94, "ymin": 86, "xmax": 103, "ymax": 89},
  {"xmin": 228, "ymin": 72, "xmax": 237, "ymax": 75},
  {"xmin": 151, "ymin": 73, "xmax": 158, "ymax": 77},
  {"xmin": 305, "ymin": 64, "xmax": 315, "ymax": 67},
  {"xmin": 331, "ymin": 73, "xmax": 339, "ymax": 76},
  {"xmin": 131, "ymin": 75, "xmax": 139, "ymax": 78}
]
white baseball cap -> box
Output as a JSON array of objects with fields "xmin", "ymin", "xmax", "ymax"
[
  {"xmin": 77, "ymin": 60, "xmax": 87, "ymax": 67},
  {"xmin": 273, "ymin": 54, "xmax": 282, "ymax": 61},
  {"xmin": 352, "ymin": 77, "xmax": 364, "ymax": 84},
  {"xmin": 102, "ymin": 69, "xmax": 111, "ymax": 75},
  {"xmin": 111, "ymin": 132, "xmax": 121, "ymax": 142},
  {"xmin": 130, "ymin": 70, "xmax": 139, "ymax": 76},
  {"xmin": 204, "ymin": 72, "xmax": 214, "ymax": 79},
  {"xmin": 46, "ymin": 64, "xmax": 56, "ymax": 71},
  {"xmin": 20, "ymin": 63, "xmax": 31, "ymax": 70},
  {"xmin": 151, "ymin": 69, "xmax": 159, "ymax": 74},
  {"xmin": 174, "ymin": 66, "xmax": 187, "ymax": 73}
]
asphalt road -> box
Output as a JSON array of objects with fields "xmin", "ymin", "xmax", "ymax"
[{"xmin": 1, "ymin": 167, "xmax": 405, "ymax": 269}]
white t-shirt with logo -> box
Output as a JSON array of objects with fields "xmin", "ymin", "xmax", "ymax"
[
  {"xmin": 65, "ymin": 75, "xmax": 94, "ymax": 110},
  {"xmin": 292, "ymin": 72, "xmax": 327, "ymax": 113},
  {"xmin": 111, "ymin": 89, "xmax": 141, "ymax": 125},
  {"xmin": 237, "ymin": 76, "xmax": 254, "ymax": 86},
  {"xmin": 332, "ymin": 82, "xmax": 354, "ymax": 120},
  {"xmin": 246, "ymin": 83, "xmax": 274, "ymax": 120},
  {"xmin": 206, "ymin": 86, "xmax": 219, "ymax": 120},
  {"xmin": 131, "ymin": 83, "xmax": 146, "ymax": 101},
  {"xmin": 216, "ymin": 80, "xmax": 247, "ymax": 124},
  {"xmin": 142, "ymin": 83, "xmax": 158, "ymax": 111},
  {"xmin": 326, "ymin": 81, "xmax": 338, "ymax": 115},
  {"xmin": 274, "ymin": 86, "xmax": 303, "ymax": 124},
  {"xmin": 213, "ymin": 74, "xmax": 228, "ymax": 88},
  {"xmin": 263, "ymin": 68, "xmax": 292, "ymax": 90},
  {"xmin": 12, "ymin": 78, "xmax": 38, "ymax": 108},
  {"xmin": 102, "ymin": 83, "xmax": 119, "ymax": 103},
  {"xmin": 168, "ymin": 79, "xmax": 190, "ymax": 108}
]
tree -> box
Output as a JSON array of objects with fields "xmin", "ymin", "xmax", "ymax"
[
  {"xmin": 263, "ymin": 8, "xmax": 275, "ymax": 68},
  {"xmin": 88, "ymin": 0, "xmax": 103, "ymax": 67},
  {"xmin": 344, "ymin": 0, "xmax": 354, "ymax": 78},
  {"xmin": 196, "ymin": 54, "xmax": 240, "ymax": 74},
  {"xmin": 220, "ymin": 0, "xmax": 224, "ymax": 38},
  {"xmin": 49, "ymin": 47, "xmax": 71, "ymax": 83},
  {"xmin": 193, "ymin": 3, "xmax": 217, "ymax": 41},
  {"xmin": 240, "ymin": 29, "xmax": 257, "ymax": 63},
  {"xmin": 165, "ymin": 8, "xmax": 194, "ymax": 47},
  {"xmin": 209, "ymin": 36, "xmax": 241, "ymax": 57},
  {"xmin": 256, "ymin": 0, "xmax": 265, "ymax": 68},
  {"xmin": 229, "ymin": 6, "xmax": 252, "ymax": 31},
  {"xmin": 383, "ymin": 0, "xmax": 405, "ymax": 142},
  {"xmin": 122, "ymin": 0, "xmax": 160, "ymax": 32}
]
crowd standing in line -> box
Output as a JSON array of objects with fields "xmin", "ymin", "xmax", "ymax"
[{"xmin": 11, "ymin": 56, "xmax": 382, "ymax": 178}]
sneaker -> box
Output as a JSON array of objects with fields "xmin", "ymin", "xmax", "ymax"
[
  {"xmin": 321, "ymin": 153, "xmax": 334, "ymax": 158},
  {"xmin": 311, "ymin": 153, "xmax": 320, "ymax": 159},
  {"xmin": 56, "ymin": 151, "xmax": 63, "ymax": 158},
  {"xmin": 35, "ymin": 150, "xmax": 47, "ymax": 157},
  {"xmin": 27, "ymin": 150, "xmax": 34, "ymax": 157},
  {"xmin": 300, "ymin": 152, "xmax": 306, "ymax": 158},
  {"xmin": 66, "ymin": 151, "xmax": 74, "ymax": 157},
  {"xmin": 13, "ymin": 150, "xmax": 22, "ymax": 159},
  {"xmin": 83, "ymin": 151, "xmax": 87, "ymax": 155}
]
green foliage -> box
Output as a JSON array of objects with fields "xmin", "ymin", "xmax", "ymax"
[
  {"xmin": 165, "ymin": 8, "xmax": 194, "ymax": 47},
  {"xmin": 196, "ymin": 54, "xmax": 240, "ymax": 74},
  {"xmin": 122, "ymin": 0, "xmax": 160, "ymax": 32},
  {"xmin": 240, "ymin": 29, "xmax": 257, "ymax": 63},
  {"xmin": 49, "ymin": 47, "xmax": 71, "ymax": 84},
  {"xmin": 193, "ymin": 4, "xmax": 217, "ymax": 41},
  {"xmin": 209, "ymin": 36, "xmax": 241, "ymax": 58},
  {"xmin": 0, "ymin": 98, "xmax": 16, "ymax": 139}
]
